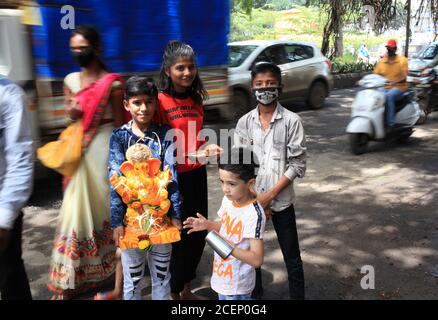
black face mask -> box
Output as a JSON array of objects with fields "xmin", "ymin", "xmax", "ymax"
[
  {"xmin": 387, "ymin": 48, "xmax": 397, "ymax": 57},
  {"xmin": 72, "ymin": 48, "xmax": 96, "ymax": 67}
]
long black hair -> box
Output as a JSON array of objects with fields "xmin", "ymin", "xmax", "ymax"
[
  {"xmin": 158, "ymin": 40, "xmax": 208, "ymax": 104},
  {"xmin": 70, "ymin": 25, "xmax": 108, "ymax": 71}
]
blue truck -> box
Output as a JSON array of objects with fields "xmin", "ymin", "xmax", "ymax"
[{"xmin": 0, "ymin": 0, "xmax": 231, "ymax": 177}]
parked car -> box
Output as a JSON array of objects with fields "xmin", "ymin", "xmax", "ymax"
[
  {"xmin": 228, "ymin": 40, "xmax": 333, "ymax": 119},
  {"xmin": 409, "ymin": 41, "xmax": 438, "ymax": 70},
  {"xmin": 408, "ymin": 41, "xmax": 438, "ymax": 118}
]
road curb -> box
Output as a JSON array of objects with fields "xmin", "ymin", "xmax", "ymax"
[{"xmin": 333, "ymin": 72, "xmax": 372, "ymax": 90}]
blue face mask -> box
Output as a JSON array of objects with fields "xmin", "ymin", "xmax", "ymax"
[{"xmin": 253, "ymin": 87, "xmax": 281, "ymax": 105}]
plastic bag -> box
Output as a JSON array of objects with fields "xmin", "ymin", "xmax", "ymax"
[{"xmin": 37, "ymin": 121, "xmax": 83, "ymax": 177}]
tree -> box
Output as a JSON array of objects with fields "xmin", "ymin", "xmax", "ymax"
[
  {"xmin": 232, "ymin": 0, "xmax": 254, "ymax": 15},
  {"xmin": 320, "ymin": 1, "xmax": 438, "ymax": 58},
  {"xmin": 413, "ymin": 0, "xmax": 438, "ymax": 39},
  {"xmin": 433, "ymin": 0, "xmax": 438, "ymax": 39},
  {"xmin": 321, "ymin": 1, "xmax": 401, "ymax": 58},
  {"xmin": 320, "ymin": 0, "xmax": 361, "ymax": 58}
]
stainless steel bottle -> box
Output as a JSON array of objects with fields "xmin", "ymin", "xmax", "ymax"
[{"xmin": 205, "ymin": 230, "xmax": 234, "ymax": 259}]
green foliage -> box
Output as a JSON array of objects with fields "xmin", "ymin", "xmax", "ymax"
[
  {"xmin": 331, "ymin": 60, "xmax": 375, "ymax": 75},
  {"xmin": 338, "ymin": 52, "xmax": 356, "ymax": 64},
  {"xmin": 264, "ymin": 0, "xmax": 295, "ymax": 11},
  {"xmin": 278, "ymin": 5, "xmax": 326, "ymax": 35},
  {"xmin": 253, "ymin": 0, "xmax": 269, "ymax": 8},
  {"xmin": 232, "ymin": 0, "xmax": 254, "ymax": 15},
  {"xmin": 230, "ymin": 9, "xmax": 277, "ymax": 41},
  {"xmin": 231, "ymin": 5, "xmax": 327, "ymax": 42},
  {"xmin": 331, "ymin": 51, "xmax": 376, "ymax": 75}
]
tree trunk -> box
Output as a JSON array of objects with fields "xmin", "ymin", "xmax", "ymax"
[
  {"xmin": 334, "ymin": 25, "xmax": 344, "ymax": 57},
  {"xmin": 405, "ymin": 0, "xmax": 411, "ymax": 57},
  {"xmin": 321, "ymin": 25, "xmax": 331, "ymax": 57}
]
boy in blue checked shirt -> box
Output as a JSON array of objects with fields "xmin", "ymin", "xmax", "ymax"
[{"xmin": 108, "ymin": 76, "xmax": 182, "ymax": 300}]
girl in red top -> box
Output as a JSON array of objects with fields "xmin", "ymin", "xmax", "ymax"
[{"xmin": 156, "ymin": 40, "xmax": 222, "ymax": 300}]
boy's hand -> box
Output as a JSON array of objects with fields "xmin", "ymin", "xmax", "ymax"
[
  {"xmin": 170, "ymin": 218, "xmax": 182, "ymax": 232},
  {"xmin": 187, "ymin": 144, "xmax": 224, "ymax": 159},
  {"xmin": 183, "ymin": 213, "xmax": 208, "ymax": 234},
  {"xmin": 257, "ymin": 192, "xmax": 274, "ymax": 210},
  {"xmin": 204, "ymin": 144, "xmax": 224, "ymax": 157},
  {"xmin": 113, "ymin": 226, "xmax": 124, "ymax": 247},
  {"xmin": 264, "ymin": 207, "xmax": 273, "ymax": 221}
]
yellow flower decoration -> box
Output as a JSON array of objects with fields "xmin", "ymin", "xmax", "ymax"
[{"xmin": 138, "ymin": 240, "xmax": 150, "ymax": 250}]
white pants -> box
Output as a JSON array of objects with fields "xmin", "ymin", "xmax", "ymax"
[{"xmin": 121, "ymin": 244, "xmax": 172, "ymax": 300}]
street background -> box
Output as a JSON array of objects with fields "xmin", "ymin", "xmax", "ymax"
[{"xmin": 23, "ymin": 88, "xmax": 438, "ymax": 299}]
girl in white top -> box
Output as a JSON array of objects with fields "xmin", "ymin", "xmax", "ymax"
[{"xmin": 183, "ymin": 148, "xmax": 266, "ymax": 300}]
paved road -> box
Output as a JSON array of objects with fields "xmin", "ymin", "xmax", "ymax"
[{"xmin": 23, "ymin": 89, "xmax": 438, "ymax": 299}]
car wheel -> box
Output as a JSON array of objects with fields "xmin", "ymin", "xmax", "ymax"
[
  {"xmin": 349, "ymin": 133, "xmax": 368, "ymax": 155},
  {"xmin": 307, "ymin": 81, "xmax": 327, "ymax": 109},
  {"xmin": 230, "ymin": 90, "xmax": 251, "ymax": 121}
]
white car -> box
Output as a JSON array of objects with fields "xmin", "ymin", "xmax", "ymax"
[{"xmin": 228, "ymin": 40, "xmax": 333, "ymax": 118}]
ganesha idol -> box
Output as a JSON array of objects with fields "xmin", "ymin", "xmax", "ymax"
[{"xmin": 110, "ymin": 143, "xmax": 181, "ymax": 250}]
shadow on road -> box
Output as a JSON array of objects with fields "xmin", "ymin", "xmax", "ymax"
[{"xmin": 28, "ymin": 172, "xmax": 63, "ymax": 207}]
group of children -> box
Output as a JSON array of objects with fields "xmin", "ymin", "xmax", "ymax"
[{"xmin": 106, "ymin": 40, "xmax": 306, "ymax": 301}]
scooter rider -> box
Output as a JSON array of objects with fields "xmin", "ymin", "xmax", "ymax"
[{"xmin": 374, "ymin": 39, "xmax": 409, "ymax": 132}]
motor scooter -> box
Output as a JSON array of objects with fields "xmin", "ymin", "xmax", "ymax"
[
  {"xmin": 346, "ymin": 74, "xmax": 425, "ymax": 155},
  {"xmin": 407, "ymin": 60, "xmax": 438, "ymax": 119}
]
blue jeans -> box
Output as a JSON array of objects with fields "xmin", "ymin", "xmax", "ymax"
[
  {"xmin": 121, "ymin": 244, "xmax": 172, "ymax": 300},
  {"xmin": 385, "ymin": 88, "xmax": 404, "ymax": 127},
  {"xmin": 218, "ymin": 293, "xmax": 252, "ymax": 300}
]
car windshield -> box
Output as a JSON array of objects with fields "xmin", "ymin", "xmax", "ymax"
[
  {"xmin": 413, "ymin": 44, "xmax": 438, "ymax": 60},
  {"xmin": 228, "ymin": 45, "xmax": 258, "ymax": 67}
]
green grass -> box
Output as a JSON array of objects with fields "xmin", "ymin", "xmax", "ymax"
[
  {"xmin": 335, "ymin": 52, "xmax": 356, "ymax": 64},
  {"xmin": 230, "ymin": 9, "xmax": 277, "ymax": 41}
]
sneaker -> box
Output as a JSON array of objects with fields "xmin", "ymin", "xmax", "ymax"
[
  {"xmin": 387, "ymin": 123, "xmax": 407, "ymax": 135},
  {"xmin": 386, "ymin": 125, "xmax": 400, "ymax": 135}
]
